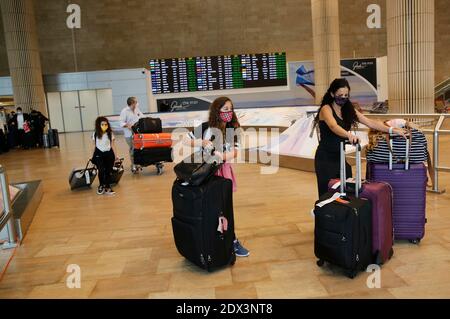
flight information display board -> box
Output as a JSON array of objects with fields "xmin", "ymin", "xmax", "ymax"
[{"xmin": 149, "ymin": 52, "xmax": 287, "ymax": 94}]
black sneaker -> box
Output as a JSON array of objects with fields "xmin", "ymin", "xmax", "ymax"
[{"xmin": 97, "ymin": 185, "xmax": 105, "ymax": 195}]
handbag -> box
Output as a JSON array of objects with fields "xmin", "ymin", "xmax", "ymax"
[
  {"xmin": 174, "ymin": 147, "xmax": 222, "ymax": 186},
  {"xmin": 23, "ymin": 121, "xmax": 31, "ymax": 133}
]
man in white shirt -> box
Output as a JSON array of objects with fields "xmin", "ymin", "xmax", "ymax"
[
  {"xmin": 0, "ymin": 107, "xmax": 6, "ymax": 152},
  {"xmin": 0, "ymin": 107, "xmax": 6, "ymax": 132},
  {"xmin": 17, "ymin": 107, "xmax": 24, "ymax": 132},
  {"xmin": 11, "ymin": 107, "xmax": 29, "ymax": 149},
  {"xmin": 119, "ymin": 97, "xmax": 143, "ymax": 171}
]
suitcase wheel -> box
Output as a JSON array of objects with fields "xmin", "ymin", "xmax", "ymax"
[
  {"xmin": 347, "ymin": 270, "xmax": 357, "ymax": 279},
  {"xmin": 132, "ymin": 166, "xmax": 141, "ymax": 174},
  {"xmin": 409, "ymin": 239, "xmax": 421, "ymax": 245},
  {"xmin": 316, "ymin": 259, "xmax": 325, "ymax": 267},
  {"xmin": 374, "ymin": 251, "xmax": 383, "ymax": 265},
  {"xmin": 156, "ymin": 163, "xmax": 164, "ymax": 175},
  {"xmin": 389, "ymin": 248, "xmax": 394, "ymax": 259}
]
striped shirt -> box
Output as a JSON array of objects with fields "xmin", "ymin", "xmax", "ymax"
[{"xmin": 366, "ymin": 129, "xmax": 428, "ymax": 163}]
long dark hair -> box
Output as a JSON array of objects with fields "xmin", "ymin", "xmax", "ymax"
[
  {"xmin": 208, "ymin": 97, "xmax": 240, "ymax": 132},
  {"xmin": 95, "ymin": 116, "xmax": 112, "ymax": 140},
  {"xmin": 208, "ymin": 97, "xmax": 241, "ymax": 146},
  {"xmin": 314, "ymin": 78, "xmax": 358, "ymax": 130}
]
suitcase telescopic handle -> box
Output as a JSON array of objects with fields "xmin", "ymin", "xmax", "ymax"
[
  {"xmin": 82, "ymin": 159, "xmax": 95, "ymax": 174},
  {"xmin": 340, "ymin": 141, "xmax": 362, "ymax": 198},
  {"xmin": 388, "ymin": 132, "xmax": 411, "ymax": 171}
]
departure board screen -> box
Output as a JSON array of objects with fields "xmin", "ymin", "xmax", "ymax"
[{"xmin": 149, "ymin": 52, "xmax": 287, "ymax": 94}]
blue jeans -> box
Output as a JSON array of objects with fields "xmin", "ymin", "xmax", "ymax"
[{"xmin": 125, "ymin": 136, "xmax": 134, "ymax": 165}]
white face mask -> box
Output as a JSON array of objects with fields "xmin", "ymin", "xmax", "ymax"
[{"xmin": 387, "ymin": 119, "xmax": 407, "ymax": 128}]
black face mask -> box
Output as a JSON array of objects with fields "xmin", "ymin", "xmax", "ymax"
[{"xmin": 335, "ymin": 96, "xmax": 348, "ymax": 106}]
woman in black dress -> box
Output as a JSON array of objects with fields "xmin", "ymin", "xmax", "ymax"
[{"xmin": 314, "ymin": 78, "xmax": 406, "ymax": 197}]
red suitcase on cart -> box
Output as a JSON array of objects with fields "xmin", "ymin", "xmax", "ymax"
[
  {"xmin": 133, "ymin": 133, "xmax": 172, "ymax": 150},
  {"xmin": 328, "ymin": 142, "xmax": 394, "ymax": 264}
]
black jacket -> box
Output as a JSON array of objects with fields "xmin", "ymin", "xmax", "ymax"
[
  {"xmin": 30, "ymin": 110, "xmax": 48, "ymax": 129},
  {"xmin": 8, "ymin": 113, "xmax": 30, "ymax": 130}
]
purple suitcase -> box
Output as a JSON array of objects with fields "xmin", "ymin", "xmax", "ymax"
[
  {"xmin": 366, "ymin": 133, "xmax": 427, "ymax": 244},
  {"xmin": 328, "ymin": 142, "xmax": 394, "ymax": 264},
  {"xmin": 366, "ymin": 163, "xmax": 427, "ymax": 243}
]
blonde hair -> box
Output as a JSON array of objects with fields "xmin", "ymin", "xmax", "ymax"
[
  {"xmin": 366, "ymin": 119, "xmax": 415, "ymax": 151},
  {"xmin": 366, "ymin": 120, "xmax": 391, "ymax": 151}
]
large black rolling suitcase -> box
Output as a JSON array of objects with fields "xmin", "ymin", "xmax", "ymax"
[
  {"xmin": 69, "ymin": 159, "xmax": 97, "ymax": 190},
  {"xmin": 314, "ymin": 142, "xmax": 373, "ymax": 278},
  {"xmin": 48, "ymin": 128, "xmax": 60, "ymax": 148},
  {"xmin": 171, "ymin": 176, "xmax": 236, "ymax": 271},
  {"xmin": 132, "ymin": 117, "xmax": 162, "ymax": 134}
]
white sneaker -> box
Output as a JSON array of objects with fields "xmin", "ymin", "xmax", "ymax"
[{"xmin": 104, "ymin": 188, "xmax": 116, "ymax": 196}]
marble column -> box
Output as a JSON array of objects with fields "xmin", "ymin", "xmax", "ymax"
[
  {"xmin": 1, "ymin": 0, "xmax": 47, "ymax": 115},
  {"xmin": 387, "ymin": 0, "xmax": 435, "ymax": 114},
  {"xmin": 311, "ymin": 0, "xmax": 341, "ymax": 104}
]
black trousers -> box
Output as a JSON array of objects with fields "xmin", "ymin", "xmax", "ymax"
[
  {"xmin": 93, "ymin": 148, "xmax": 115, "ymax": 188},
  {"xmin": 18, "ymin": 129, "xmax": 24, "ymax": 148},
  {"xmin": 34, "ymin": 127, "xmax": 44, "ymax": 147},
  {"xmin": 314, "ymin": 147, "xmax": 352, "ymax": 198}
]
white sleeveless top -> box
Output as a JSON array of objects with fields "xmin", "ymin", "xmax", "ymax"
[{"xmin": 92, "ymin": 132, "xmax": 115, "ymax": 152}]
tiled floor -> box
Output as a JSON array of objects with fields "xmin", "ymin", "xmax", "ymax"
[{"xmin": 0, "ymin": 130, "xmax": 449, "ymax": 298}]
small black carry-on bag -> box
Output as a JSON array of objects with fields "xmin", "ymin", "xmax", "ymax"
[
  {"xmin": 69, "ymin": 159, "xmax": 98, "ymax": 190},
  {"xmin": 110, "ymin": 158, "xmax": 125, "ymax": 185}
]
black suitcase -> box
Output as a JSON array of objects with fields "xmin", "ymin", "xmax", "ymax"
[
  {"xmin": 110, "ymin": 158, "xmax": 124, "ymax": 185},
  {"xmin": 133, "ymin": 147, "xmax": 172, "ymax": 166},
  {"xmin": 69, "ymin": 159, "xmax": 97, "ymax": 190},
  {"xmin": 0, "ymin": 129, "xmax": 9, "ymax": 153},
  {"xmin": 23, "ymin": 131, "xmax": 34, "ymax": 149},
  {"xmin": 314, "ymin": 142, "xmax": 373, "ymax": 278},
  {"xmin": 48, "ymin": 128, "xmax": 60, "ymax": 147},
  {"xmin": 171, "ymin": 176, "xmax": 236, "ymax": 271},
  {"xmin": 132, "ymin": 117, "xmax": 162, "ymax": 134}
]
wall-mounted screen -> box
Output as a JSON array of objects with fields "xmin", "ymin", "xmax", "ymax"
[{"xmin": 149, "ymin": 52, "xmax": 287, "ymax": 94}]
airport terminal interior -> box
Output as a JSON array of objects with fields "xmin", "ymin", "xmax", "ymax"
[{"xmin": 0, "ymin": 0, "xmax": 449, "ymax": 299}]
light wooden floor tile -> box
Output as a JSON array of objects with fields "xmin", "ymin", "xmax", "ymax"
[{"xmin": 0, "ymin": 132, "xmax": 449, "ymax": 298}]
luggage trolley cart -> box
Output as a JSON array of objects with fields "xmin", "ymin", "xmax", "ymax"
[
  {"xmin": 131, "ymin": 117, "xmax": 172, "ymax": 175},
  {"xmin": 132, "ymin": 149, "xmax": 168, "ymax": 175}
]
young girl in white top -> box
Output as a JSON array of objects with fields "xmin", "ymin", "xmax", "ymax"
[{"xmin": 92, "ymin": 117, "xmax": 118, "ymax": 195}]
